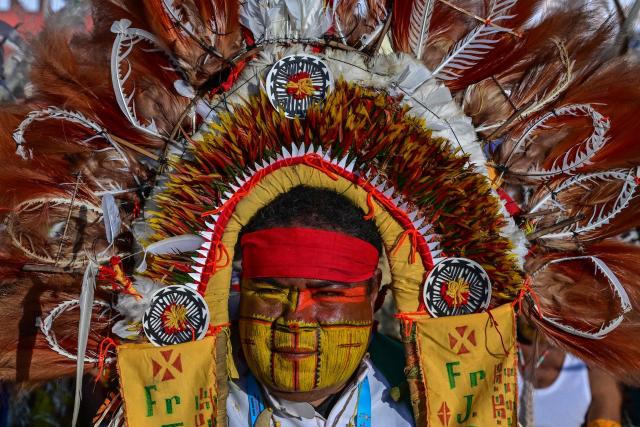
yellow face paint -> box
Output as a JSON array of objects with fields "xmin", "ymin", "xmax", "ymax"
[{"xmin": 239, "ymin": 316, "xmax": 372, "ymax": 392}]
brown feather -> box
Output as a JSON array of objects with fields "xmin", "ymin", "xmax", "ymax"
[{"xmin": 525, "ymin": 241, "xmax": 640, "ymax": 384}]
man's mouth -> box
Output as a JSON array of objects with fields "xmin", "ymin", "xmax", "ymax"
[{"xmin": 273, "ymin": 347, "xmax": 318, "ymax": 360}]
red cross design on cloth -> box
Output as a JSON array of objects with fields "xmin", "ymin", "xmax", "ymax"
[
  {"xmin": 152, "ymin": 349, "xmax": 183, "ymax": 382},
  {"xmin": 438, "ymin": 401, "xmax": 452, "ymax": 426},
  {"xmin": 448, "ymin": 325, "xmax": 477, "ymax": 355}
]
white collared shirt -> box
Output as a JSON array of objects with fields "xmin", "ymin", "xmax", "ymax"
[{"xmin": 226, "ymin": 358, "xmax": 415, "ymax": 427}]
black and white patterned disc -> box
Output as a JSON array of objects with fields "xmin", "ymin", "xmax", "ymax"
[
  {"xmin": 423, "ymin": 257, "xmax": 492, "ymax": 317},
  {"xmin": 265, "ymin": 54, "xmax": 333, "ymax": 119},
  {"xmin": 143, "ymin": 285, "xmax": 210, "ymax": 346}
]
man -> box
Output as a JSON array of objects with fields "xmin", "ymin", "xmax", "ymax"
[{"xmin": 226, "ymin": 186, "xmax": 414, "ymax": 426}]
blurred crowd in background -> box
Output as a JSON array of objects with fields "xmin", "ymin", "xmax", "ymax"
[{"xmin": 0, "ymin": 1, "xmax": 639, "ymax": 426}]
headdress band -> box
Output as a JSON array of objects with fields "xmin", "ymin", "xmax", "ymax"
[{"xmin": 241, "ymin": 227, "xmax": 379, "ymax": 282}]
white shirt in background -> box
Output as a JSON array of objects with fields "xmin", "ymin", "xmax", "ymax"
[{"xmin": 518, "ymin": 353, "xmax": 591, "ymax": 427}]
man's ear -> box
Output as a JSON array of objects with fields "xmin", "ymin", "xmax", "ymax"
[{"xmin": 368, "ymin": 268, "xmax": 382, "ymax": 311}]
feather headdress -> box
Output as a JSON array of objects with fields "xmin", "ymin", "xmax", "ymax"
[{"xmin": 2, "ymin": 0, "xmax": 640, "ymax": 425}]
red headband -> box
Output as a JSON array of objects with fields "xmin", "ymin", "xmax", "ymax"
[{"xmin": 240, "ymin": 227, "xmax": 380, "ymax": 282}]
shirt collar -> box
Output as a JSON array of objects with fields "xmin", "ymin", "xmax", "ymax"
[{"xmin": 261, "ymin": 356, "xmax": 372, "ymax": 420}]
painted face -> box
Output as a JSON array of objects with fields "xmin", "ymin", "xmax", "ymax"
[{"xmin": 238, "ymin": 276, "xmax": 379, "ymax": 401}]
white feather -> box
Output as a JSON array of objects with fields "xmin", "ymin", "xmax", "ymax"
[
  {"xmin": 114, "ymin": 276, "xmax": 162, "ymax": 322},
  {"xmin": 433, "ymin": 0, "xmax": 516, "ymax": 80},
  {"xmin": 72, "ymin": 261, "xmax": 98, "ymax": 427},
  {"xmin": 101, "ymin": 194, "xmax": 121, "ymax": 244},
  {"xmin": 355, "ymin": 0, "xmax": 368, "ymax": 17},
  {"xmin": 240, "ymin": 1, "xmax": 271, "ymax": 41},
  {"xmin": 408, "ymin": 0, "xmax": 435, "ymax": 59},
  {"xmin": 285, "ymin": 0, "xmax": 332, "ymax": 39},
  {"xmin": 136, "ymin": 234, "xmax": 205, "ymax": 273}
]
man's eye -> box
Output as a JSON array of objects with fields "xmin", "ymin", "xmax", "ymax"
[
  {"xmin": 255, "ymin": 288, "xmax": 282, "ymax": 295},
  {"xmin": 314, "ymin": 291, "xmax": 343, "ymax": 297}
]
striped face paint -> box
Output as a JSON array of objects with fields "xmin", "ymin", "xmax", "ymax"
[
  {"xmin": 239, "ymin": 279, "xmax": 376, "ymax": 394},
  {"xmin": 239, "ymin": 316, "xmax": 372, "ymax": 392}
]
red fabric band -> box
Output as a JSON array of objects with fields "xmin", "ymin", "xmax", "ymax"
[{"xmin": 241, "ymin": 227, "xmax": 380, "ymax": 282}]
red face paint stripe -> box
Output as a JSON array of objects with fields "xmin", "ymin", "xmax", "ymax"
[{"xmin": 295, "ymin": 289, "xmax": 315, "ymax": 312}]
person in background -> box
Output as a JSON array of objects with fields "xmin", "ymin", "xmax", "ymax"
[{"xmin": 517, "ymin": 318, "xmax": 622, "ymax": 427}]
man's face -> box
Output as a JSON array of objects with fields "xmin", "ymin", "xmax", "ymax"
[{"xmin": 239, "ymin": 274, "xmax": 380, "ymax": 402}]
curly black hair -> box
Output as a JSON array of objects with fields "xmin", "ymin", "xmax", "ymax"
[{"xmin": 241, "ymin": 185, "xmax": 382, "ymax": 252}]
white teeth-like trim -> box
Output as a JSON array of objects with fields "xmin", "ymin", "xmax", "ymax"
[
  {"xmin": 236, "ymin": 175, "xmax": 246, "ymax": 186},
  {"xmin": 419, "ymin": 224, "xmax": 433, "ymax": 235},
  {"xmin": 316, "ymin": 146, "xmax": 324, "ymax": 157},
  {"xmin": 323, "ymin": 150, "xmax": 332, "ymax": 161},
  {"xmin": 208, "ymin": 214, "xmax": 219, "ymax": 222},
  {"xmin": 197, "ymin": 249, "xmax": 209, "ymax": 257},
  {"xmin": 338, "ymin": 156, "xmax": 348, "ymax": 169},
  {"xmin": 261, "ymin": 159, "xmax": 269, "ymax": 169},
  {"xmin": 192, "ymin": 265, "xmax": 204, "ymax": 274},
  {"xmin": 229, "ymin": 183, "xmax": 240, "ymax": 192},
  {"xmin": 392, "ymin": 196, "xmax": 402, "ymax": 205},
  {"xmin": 407, "ymin": 210, "xmax": 418, "ymax": 221},
  {"xmin": 188, "ymin": 272, "xmax": 202, "ymax": 282},
  {"xmin": 427, "ymin": 242, "xmax": 440, "ymax": 251},
  {"xmin": 413, "ymin": 217, "xmax": 425, "ymax": 229},
  {"xmin": 431, "ymin": 257, "xmax": 446, "ymax": 265},
  {"xmin": 185, "ymin": 283, "xmax": 198, "ymax": 290},
  {"xmin": 430, "ymin": 250, "xmax": 443, "ymax": 258},
  {"xmin": 371, "ymin": 175, "xmax": 381, "ymax": 187},
  {"xmin": 307, "ymin": 144, "xmax": 315, "ymax": 155},
  {"xmin": 192, "ymin": 257, "xmax": 207, "ymax": 265},
  {"xmin": 346, "ymin": 158, "xmax": 356, "ymax": 173},
  {"xmin": 223, "ymin": 191, "xmax": 233, "ymax": 199},
  {"xmin": 424, "ymin": 233, "xmax": 438, "ymax": 242},
  {"xmin": 198, "ymin": 231, "xmax": 213, "ymax": 240},
  {"xmin": 202, "ymin": 241, "xmax": 212, "ymax": 250},
  {"xmin": 205, "ymin": 221, "xmax": 215, "ymax": 230},
  {"xmin": 399, "ymin": 202, "xmax": 409, "ymax": 211},
  {"xmin": 248, "ymin": 166, "xmax": 257, "ymax": 175},
  {"xmin": 282, "ymin": 146, "xmax": 291, "ymax": 158},
  {"xmin": 291, "ymin": 144, "xmax": 299, "ymax": 157},
  {"xmin": 375, "ymin": 183, "xmax": 386, "ymax": 193},
  {"xmin": 276, "ymin": 153, "xmax": 284, "ymax": 161},
  {"xmin": 383, "ymin": 188, "xmax": 395, "ymax": 198}
]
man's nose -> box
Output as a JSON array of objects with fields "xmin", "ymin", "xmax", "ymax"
[{"xmin": 282, "ymin": 288, "xmax": 315, "ymax": 320}]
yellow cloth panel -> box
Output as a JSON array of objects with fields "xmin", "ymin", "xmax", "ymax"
[
  {"xmin": 416, "ymin": 303, "xmax": 517, "ymax": 427},
  {"xmin": 117, "ymin": 337, "xmax": 217, "ymax": 427},
  {"xmin": 204, "ymin": 163, "xmax": 428, "ymax": 323}
]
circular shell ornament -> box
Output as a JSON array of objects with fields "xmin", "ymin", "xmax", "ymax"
[
  {"xmin": 266, "ymin": 54, "xmax": 333, "ymax": 118},
  {"xmin": 423, "ymin": 258, "xmax": 492, "ymax": 317},
  {"xmin": 143, "ymin": 285, "xmax": 210, "ymax": 346}
]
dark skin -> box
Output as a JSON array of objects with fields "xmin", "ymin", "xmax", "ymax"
[{"xmin": 240, "ymin": 270, "xmax": 381, "ymax": 405}]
